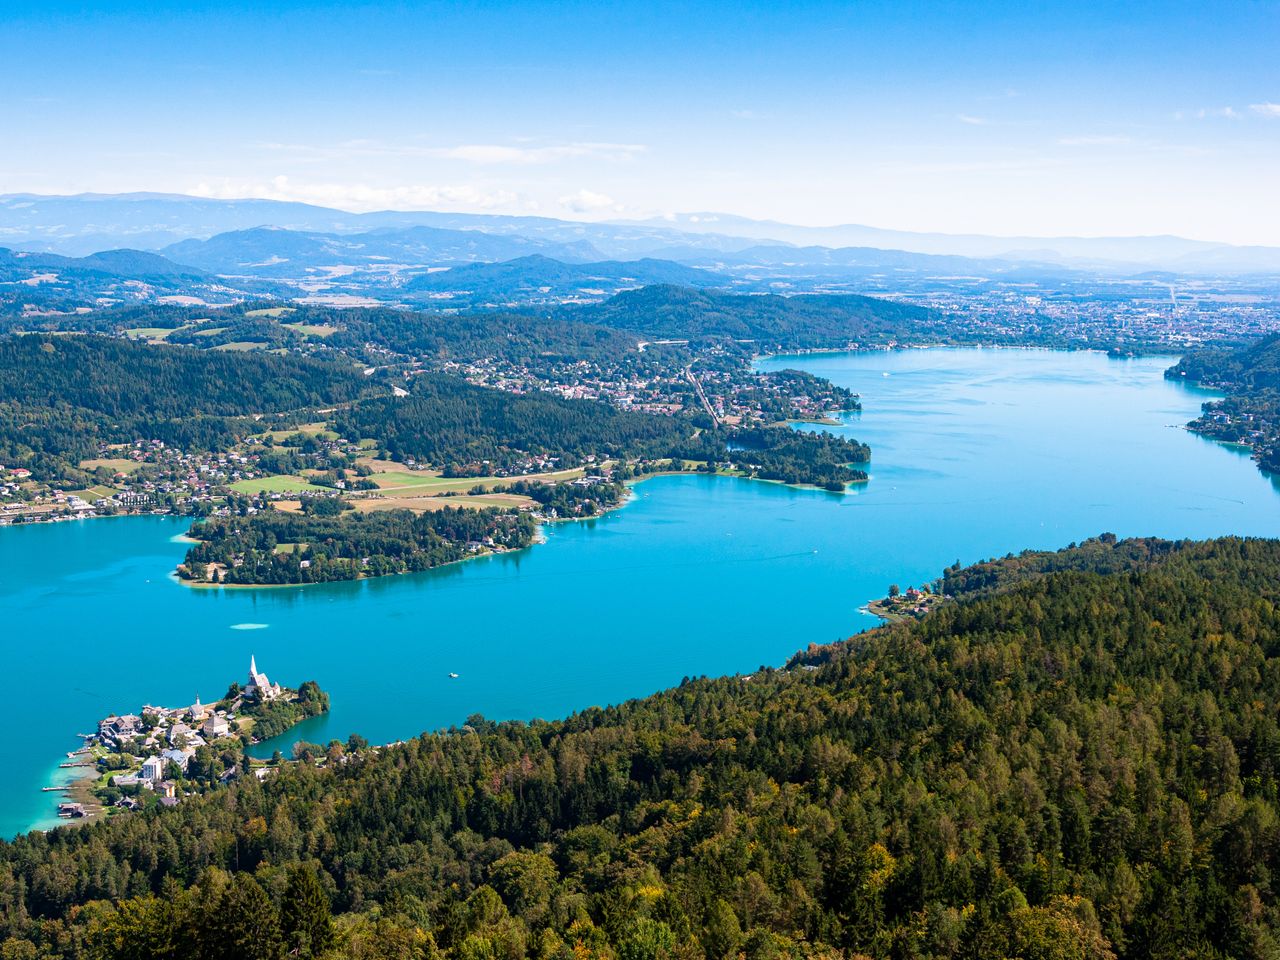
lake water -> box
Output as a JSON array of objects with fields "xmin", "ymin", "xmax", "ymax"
[{"xmin": 3, "ymin": 348, "xmax": 1278, "ymax": 837}]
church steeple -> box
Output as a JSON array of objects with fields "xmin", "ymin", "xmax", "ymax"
[{"xmin": 250, "ymin": 654, "xmax": 257, "ymax": 678}]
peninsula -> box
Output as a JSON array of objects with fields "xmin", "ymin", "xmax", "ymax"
[{"xmin": 56, "ymin": 657, "xmax": 327, "ymax": 822}]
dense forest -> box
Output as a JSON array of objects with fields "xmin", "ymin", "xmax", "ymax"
[
  {"xmin": 1167, "ymin": 335, "xmax": 1280, "ymax": 474},
  {"xmin": 237, "ymin": 680, "xmax": 332, "ymax": 742},
  {"xmin": 938, "ymin": 533, "xmax": 1187, "ymax": 596},
  {"xmin": 0, "ymin": 335, "xmax": 378, "ymax": 479},
  {"xmin": 123, "ymin": 304, "xmax": 643, "ymax": 366},
  {"xmin": 496, "ymin": 478, "xmax": 628, "ymax": 518},
  {"xmin": 577, "ymin": 286, "xmax": 939, "ymax": 348},
  {"xmin": 665, "ymin": 426, "xmax": 871, "ymax": 490},
  {"xmin": 400, "ymin": 256, "xmax": 719, "ymax": 308},
  {"xmin": 329, "ymin": 307, "xmax": 642, "ymax": 366},
  {"xmin": 7, "ymin": 535, "xmax": 1280, "ymax": 958},
  {"xmin": 0, "ymin": 247, "xmax": 254, "ymax": 318},
  {"xmin": 180, "ymin": 504, "xmax": 536, "ymax": 584},
  {"xmin": 1167, "ymin": 335, "xmax": 1280, "ymax": 391},
  {"xmin": 330, "ymin": 374, "xmax": 695, "ymax": 472}
]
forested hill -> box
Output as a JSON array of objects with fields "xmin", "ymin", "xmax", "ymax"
[
  {"xmin": 5, "ymin": 536, "xmax": 1280, "ymax": 958},
  {"xmin": 1166, "ymin": 335, "xmax": 1280, "ymax": 475},
  {"xmin": 0, "ymin": 335, "xmax": 379, "ymax": 476},
  {"xmin": 1167, "ymin": 333, "xmax": 1280, "ymax": 391},
  {"xmin": 0, "ymin": 335, "xmax": 372, "ymax": 418},
  {"xmin": 0, "ymin": 247, "xmax": 206, "ymax": 281},
  {"xmin": 402, "ymin": 255, "xmax": 719, "ymax": 306},
  {"xmin": 936, "ymin": 532, "xmax": 1190, "ymax": 597},
  {"xmin": 575, "ymin": 284, "xmax": 939, "ymax": 347},
  {"xmin": 331, "ymin": 371, "xmax": 694, "ymax": 470}
]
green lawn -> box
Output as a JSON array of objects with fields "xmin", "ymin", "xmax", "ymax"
[
  {"xmin": 230, "ymin": 475, "xmax": 319, "ymax": 494},
  {"xmin": 67, "ymin": 485, "xmax": 118, "ymax": 500},
  {"xmin": 285, "ymin": 323, "xmax": 340, "ymax": 338},
  {"xmin": 123, "ymin": 327, "xmax": 176, "ymax": 341},
  {"xmin": 371, "ymin": 466, "xmax": 586, "ymax": 495},
  {"xmin": 79, "ymin": 458, "xmax": 142, "ymax": 474}
]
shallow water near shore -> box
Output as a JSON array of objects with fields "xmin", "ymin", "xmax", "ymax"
[{"xmin": 3, "ymin": 348, "xmax": 1279, "ymax": 837}]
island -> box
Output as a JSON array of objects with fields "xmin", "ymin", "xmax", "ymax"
[{"xmin": 56, "ymin": 657, "xmax": 327, "ymax": 821}]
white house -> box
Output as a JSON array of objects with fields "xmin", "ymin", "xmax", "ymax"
[{"xmin": 140, "ymin": 756, "xmax": 164, "ymax": 782}]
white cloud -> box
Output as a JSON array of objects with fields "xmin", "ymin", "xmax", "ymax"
[
  {"xmin": 1177, "ymin": 106, "xmax": 1244, "ymax": 121},
  {"xmin": 956, "ymin": 114, "xmax": 990, "ymax": 126},
  {"xmin": 557, "ymin": 189, "xmax": 622, "ymax": 214},
  {"xmin": 1250, "ymin": 102, "xmax": 1280, "ymax": 118},
  {"xmin": 189, "ymin": 176, "xmax": 520, "ymax": 212}
]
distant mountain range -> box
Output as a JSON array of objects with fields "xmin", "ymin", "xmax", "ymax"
[
  {"xmin": 159, "ymin": 226, "xmax": 602, "ymax": 276},
  {"xmin": 0, "ymin": 247, "xmax": 206, "ymax": 281},
  {"xmin": 621, "ymin": 212, "xmax": 1280, "ymax": 274},
  {"xmin": 401, "ymin": 255, "xmax": 719, "ymax": 306},
  {"xmin": 0, "ymin": 193, "xmax": 760, "ymax": 260},
  {"xmin": 3, "ymin": 192, "xmax": 1278, "ymax": 275},
  {"xmin": 0, "ymin": 245, "xmax": 274, "ymax": 314}
]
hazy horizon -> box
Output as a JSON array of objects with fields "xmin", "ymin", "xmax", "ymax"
[{"xmin": 2, "ymin": 189, "xmax": 1272, "ymax": 249}]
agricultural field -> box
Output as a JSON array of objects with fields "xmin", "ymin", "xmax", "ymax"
[
  {"xmin": 229, "ymin": 475, "xmax": 321, "ymax": 494},
  {"xmin": 351, "ymin": 492, "xmax": 533, "ymax": 513},
  {"xmin": 367, "ymin": 465, "xmax": 585, "ymax": 495}
]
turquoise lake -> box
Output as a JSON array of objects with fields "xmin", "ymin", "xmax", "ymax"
[{"xmin": 3, "ymin": 348, "xmax": 1279, "ymax": 838}]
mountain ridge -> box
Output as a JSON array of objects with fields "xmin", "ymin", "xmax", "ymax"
[{"xmin": 4, "ymin": 193, "xmax": 1278, "ymax": 273}]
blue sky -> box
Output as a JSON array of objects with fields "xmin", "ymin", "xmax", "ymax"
[{"xmin": 3, "ymin": 0, "xmax": 1279, "ymax": 242}]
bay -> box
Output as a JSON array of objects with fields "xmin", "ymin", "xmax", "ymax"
[{"xmin": 2, "ymin": 348, "xmax": 1277, "ymax": 838}]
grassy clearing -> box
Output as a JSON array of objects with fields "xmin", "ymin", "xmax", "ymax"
[
  {"xmin": 212, "ymin": 341, "xmax": 267, "ymax": 352},
  {"xmin": 245, "ymin": 307, "xmax": 295, "ymax": 318},
  {"xmin": 79, "ymin": 458, "xmax": 142, "ymax": 474},
  {"xmin": 370, "ymin": 466, "xmax": 585, "ymax": 495},
  {"xmin": 265, "ymin": 422, "xmax": 338, "ymax": 443},
  {"xmin": 229, "ymin": 475, "xmax": 320, "ymax": 494},
  {"xmin": 122, "ymin": 327, "xmax": 176, "ymax": 341},
  {"xmin": 351, "ymin": 493, "xmax": 534, "ymax": 513},
  {"xmin": 66, "ymin": 485, "xmax": 118, "ymax": 500},
  {"xmin": 285, "ymin": 323, "xmax": 339, "ymax": 338}
]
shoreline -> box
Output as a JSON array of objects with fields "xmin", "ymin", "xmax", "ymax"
[
  {"xmin": 174, "ymin": 541, "xmax": 521, "ymax": 590},
  {"xmin": 175, "ymin": 467, "xmax": 870, "ymax": 592}
]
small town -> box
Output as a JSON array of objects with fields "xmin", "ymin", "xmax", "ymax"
[
  {"xmin": 866, "ymin": 583, "xmax": 949, "ymax": 622},
  {"xmin": 53, "ymin": 657, "xmax": 326, "ymax": 823}
]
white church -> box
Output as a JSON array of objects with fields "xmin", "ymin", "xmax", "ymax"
[{"xmin": 244, "ymin": 655, "xmax": 283, "ymax": 701}]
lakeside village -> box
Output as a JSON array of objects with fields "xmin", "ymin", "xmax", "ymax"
[
  {"xmin": 52, "ymin": 657, "xmax": 327, "ymax": 823},
  {"xmin": 866, "ymin": 582, "xmax": 948, "ymax": 621}
]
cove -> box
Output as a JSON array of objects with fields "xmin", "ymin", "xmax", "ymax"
[{"xmin": 3, "ymin": 348, "xmax": 1279, "ymax": 838}]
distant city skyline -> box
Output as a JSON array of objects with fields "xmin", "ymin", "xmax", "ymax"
[{"xmin": 4, "ymin": 0, "xmax": 1279, "ymax": 244}]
